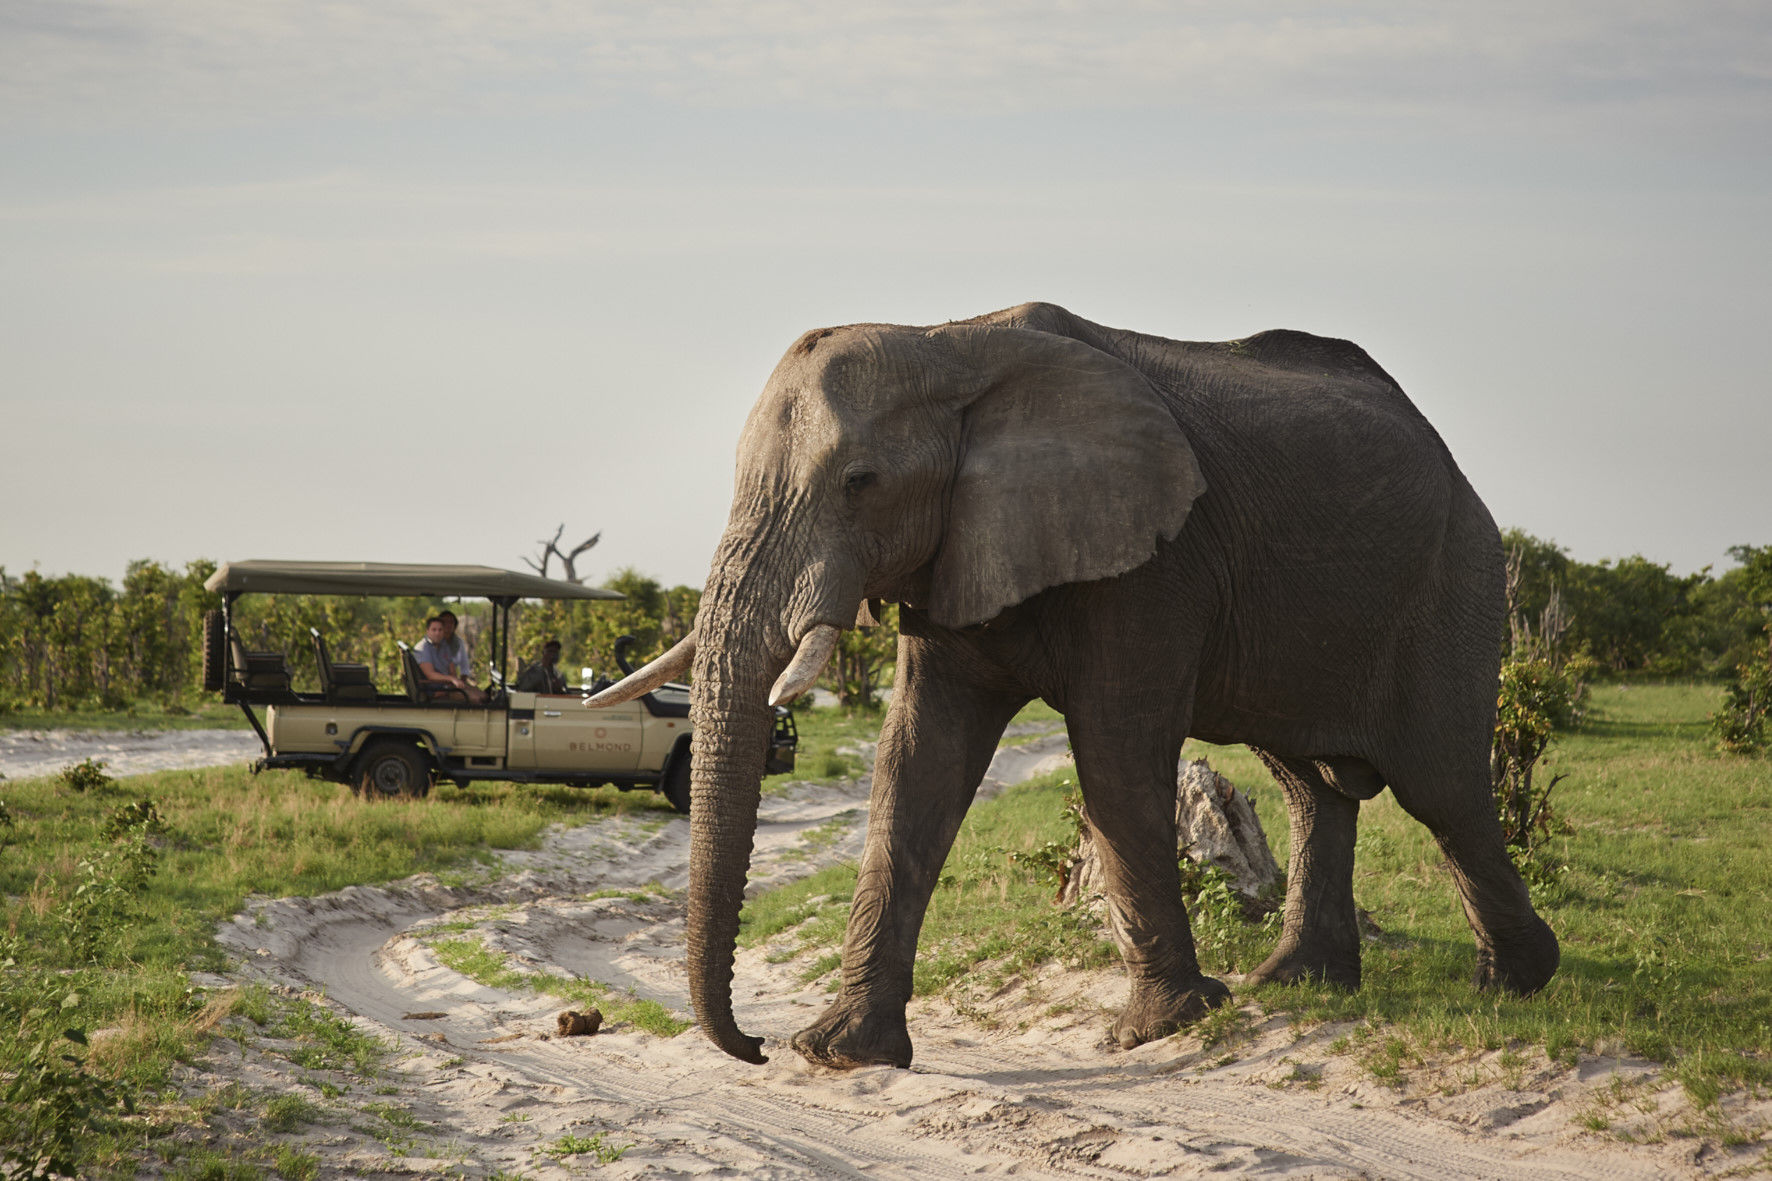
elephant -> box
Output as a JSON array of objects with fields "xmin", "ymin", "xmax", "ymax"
[{"xmin": 589, "ymin": 301, "xmax": 1559, "ymax": 1069}]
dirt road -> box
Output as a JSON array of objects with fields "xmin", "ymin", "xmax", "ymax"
[{"xmin": 181, "ymin": 734, "xmax": 1765, "ymax": 1178}]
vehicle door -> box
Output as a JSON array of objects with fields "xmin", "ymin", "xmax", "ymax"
[
  {"xmin": 531, "ymin": 695, "xmax": 645, "ymax": 774},
  {"xmin": 505, "ymin": 692, "xmax": 539, "ymax": 770}
]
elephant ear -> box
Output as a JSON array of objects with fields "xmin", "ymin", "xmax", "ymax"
[{"xmin": 926, "ymin": 326, "xmax": 1206, "ymax": 629}]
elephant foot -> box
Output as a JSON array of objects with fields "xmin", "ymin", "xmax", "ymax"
[
  {"xmin": 1474, "ymin": 916, "xmax": 1559, "ymax": 996},
  {"xmin": 1111, "ymin": 976, "xmax": 1230, "ymax": 1050},
  {"xmin": 1243, "ymin": 933, "xmax": 1362, "ymax": 992},
  {"xmin": 791, "ymin": 1000, "xmax": 913, "ymax": 1070}
]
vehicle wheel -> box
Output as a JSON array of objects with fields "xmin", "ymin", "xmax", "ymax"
[
  {"xmin": 354, "ymin": 742, "xmax": 432, "ymax": 800},
  {"xmin": 201, "ymin": 609, "xmax": 226, "ymax": 693},
  {"xmin": 662, "ymin": 747, "xmax": 692, "ymax": 816}
]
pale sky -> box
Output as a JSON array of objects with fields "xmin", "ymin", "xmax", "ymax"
[{"xmin": 3, "ymin": 2, "xmax": 1768, "ymax": 588}]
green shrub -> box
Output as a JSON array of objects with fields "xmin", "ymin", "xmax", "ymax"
[
  {"xmin": 1712, "ymin": 630, "xmax": 1770, "ymax": 754},
  {"xmin": 60, "ymin": 799, "xmax": 170, "ymax": 964},
  {"xmin": 0, "ymin": 984, "xmax": 133, "ymax": 1181},
  {"xmin": 59, "ymin": 758, "xmax": 114, "ymax": 794},
  {"xmin": 1491, "ymin": 655, "xmax": 1584, "ymax": 859}
]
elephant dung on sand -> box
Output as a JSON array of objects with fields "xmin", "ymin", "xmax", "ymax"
[{"xmin": 590, "ymin": 302, "xmax": 1560, "ymax": 1069}]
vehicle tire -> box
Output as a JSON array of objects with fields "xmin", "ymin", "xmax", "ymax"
[
  {"xmin": 201, "ymin": 609, "xmax": 226, "ymax": 693},
  {"xmin": 354, "ymin": 742, "xmax": 432, "ymax": 800},
  {"xmin": 661, "ymin": 745, "xmax": 692, "ymax": 816}
]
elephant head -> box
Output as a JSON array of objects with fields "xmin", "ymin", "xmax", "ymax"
[{"xmin": 590, "ymin": 314, "xmax": 1206, "ymax": 1062}]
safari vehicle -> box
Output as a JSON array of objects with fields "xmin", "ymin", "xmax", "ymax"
[{"xmin": 200, "ymin": 560, "xmax": 796, "ymax": 807}]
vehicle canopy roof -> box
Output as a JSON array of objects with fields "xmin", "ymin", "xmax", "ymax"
[{"xmin": 204, "ymin": 560, "xmax": 626, "ymax": 602}]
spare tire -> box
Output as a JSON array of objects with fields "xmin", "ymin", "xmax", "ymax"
[{"xmin": 201, "ymin": 609, "xmax": 226, "ymax": 693}]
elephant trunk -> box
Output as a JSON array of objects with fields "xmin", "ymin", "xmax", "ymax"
[
  {"xmin": 685, "ymin": 644, "xmax": 774, "ymax": 1063},
  {"xmin": 684, "ymin": 518, "xmax": 862, "ymax": 1064}
]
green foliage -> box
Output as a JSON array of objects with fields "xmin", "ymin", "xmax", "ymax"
[
  {"xmin": 1491, "ymin": 656, "xmax": 1581, "ymax": 859},
  {"xmin": 0, "ymin": 983, "xmax": 133, "ymax": 1181},
  {"xmin": 1005, "ymin": 787, "xmax": 1084, "ymax": 897},
  {"xmin": 1712, "ymin": 653, "xmax": 1771, "ymax": 754},
  {"xmin": 59, "ymin": 757, "xmax": 114, "ymax": 793},
  {"xmin": 0, "ymin": 558, "xmax": 700, "ymax": 714},
  {"xmin": 1493, "ymin": 540, "xmax": 1595, "ymax": 879},
  {"xmin": 507, "ymin": 567, "xmax": 699, "ymax": 688},
  {"xmin": 0, "ymin": 760, "xmax": 669, "ymax": 1173},
  {"xmin": 1711, "ymin": 544, "xmax": 1772, "ymax": 755},
  {"xmin": 1498, "ymin": 529, "xmax": 1768, "ymax": 677},
  {"xmin": 61, "ymin": 799, "xmax": 170, "ymax": 964},
  {"xmin": 825, "ymin": 602, "xmax": 898, "ymax": 709},
  {"xmin": 1177, "ymin": 860, "xmax": 1280, "ymax": 975},
  {"xmin": 0, "ymin": 560, "xmax": 218, "ymax": 711}
]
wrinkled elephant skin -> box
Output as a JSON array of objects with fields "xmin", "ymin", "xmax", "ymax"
[{"xmin": 675, "ymin": 302, "xmax": 1559, "ymax": 1069}]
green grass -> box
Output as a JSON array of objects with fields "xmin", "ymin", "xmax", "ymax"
[
  {"xmin": 761, "ymin": 703, "xmax": 883, "ymax": 792},
  {"xmin": 743, "ymin": 682, "xmax": 1772, "ymax": 1103},
  {"xmin": 0, "ymin": 699, "xmax": 250, "ymax": 731},
  {"xmin": 0, "ymin": 761, "xmax": 679, "ymax": 1174},
  {"xmin": 1220, "ymin": 682, "xmax": 1772, "ymax": 1100},
  {"xmin": 428, "ymin": 934, "xmax": 690, "ymax": 1037},
  {"xmin": 546, "ymin": 1130, "xmax": 631, "ymax": 1162}
]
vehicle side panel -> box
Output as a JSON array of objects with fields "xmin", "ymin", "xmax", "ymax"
[
  {"xmin": 531, "ymin": 694, "xmax": 644, "ymax": 773},
  {"xmin": 266, "ymin": 703, "xmax": 504, "ymax": 762},
  {"xmin": 641, "ymin": 714, "xmax": 689, "ymax": 773}
]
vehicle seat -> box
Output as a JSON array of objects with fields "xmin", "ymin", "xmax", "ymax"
[
  {"xmin": 398, "ymin": 641, "xmax": 467, "ymax": 705},
  {"xmin": 227, "ymin": 629, "xmax": 292, "ymax": 694},
  {"xmin": 310, "ymin": 628, "xmax": 376, "ymax": 703}
]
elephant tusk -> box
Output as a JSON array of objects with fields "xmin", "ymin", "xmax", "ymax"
[
  {"xmin": 583, "ymin": 634, "xmax": 697, "ymax": 708},
  {"xmin": 768, "ymin": 624, "xmax": 840, "ymax": 706}
]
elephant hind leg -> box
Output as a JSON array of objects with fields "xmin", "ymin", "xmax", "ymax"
[
  {"xmin": 1385, "ymin": 757, "xmax": 1559, "ymax": 995},
  {"xmin": 1068, "ymin": 716, "xmax": 1230, "ymax": 1049},
  {"xmin": 1243, "ymin": 752, "xmax": 1373, "ymax": 992}
]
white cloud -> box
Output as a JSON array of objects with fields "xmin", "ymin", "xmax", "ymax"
[{"xmin": 3, "ymin": 1, "xmax": 1768, "ymax": 134}]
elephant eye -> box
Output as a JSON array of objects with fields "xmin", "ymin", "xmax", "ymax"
[{"xmin": 844, "ymin": 469, "xmax": 878, "ymax": 495}]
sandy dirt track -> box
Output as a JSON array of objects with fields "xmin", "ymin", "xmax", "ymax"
[
  {"xmin": 0, "ymin": 727, "xmax": 262, "ymax": 782},
  {"xmin": 72, "ymin": 729, "xmax": 1767, "ymax": 1177}
]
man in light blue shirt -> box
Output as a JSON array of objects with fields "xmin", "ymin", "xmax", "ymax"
[{"xmin": 414, "ymin": 610, "xmax": 485, "ymax": 703}]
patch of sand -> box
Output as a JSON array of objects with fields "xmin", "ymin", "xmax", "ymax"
[
  {"xmin": 163, "ymin": 729, "xmax": 1768, "ymax": 1177},
  {"xmin": 0, "ymin": 727, "xmax": 262, "ymax": 781}
]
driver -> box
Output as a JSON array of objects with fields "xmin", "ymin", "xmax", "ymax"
[
  {"xmin": 514, "ymin": 639, "xmax": 569, "ymax": 694},
  {"xmin": 414, "ymin": 610, "xmax": 486, "ymax": 704}
]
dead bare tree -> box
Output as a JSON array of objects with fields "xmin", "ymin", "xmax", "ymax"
[{"xmin": 521, "ymin": 525, "xmax": 601, "ymax": 583}]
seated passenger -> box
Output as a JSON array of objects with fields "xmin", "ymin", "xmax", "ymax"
[
  {"xmin": 513, "ymin": 639, "xmax": 569, "ymax": 694},
  {"xmin": 414, "ymin": 610, "xmax": 485, "ymax": 704}
]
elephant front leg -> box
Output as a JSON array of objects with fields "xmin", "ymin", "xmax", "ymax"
[
  {"xmin": 1069, "ymin": 727, "xmax": 1230, "ymax": 1049},
  {"xmin": 790, "ymin": 656, "xmax": 1025, "ymax": 1070}
]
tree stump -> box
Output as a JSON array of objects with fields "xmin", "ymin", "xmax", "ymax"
[{"xmin": 1060, "ymin": 758, "xmax": 1280, "ymax": 910}]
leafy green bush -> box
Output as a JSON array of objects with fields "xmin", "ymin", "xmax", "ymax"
[
  {"xmin": 61, "ymin": 799, "xmax": 170, "ymax": 964},
  {"xmin": 1712, "ymin": 639, "xmax": 1770, "ymax": 754},
  {"xmin": 1178, "ymin": 860, "xmax": 1280, "ymax": 974},
  {"xmin": 0, "ymin": 983, "xmax": 133, "ymax": 1181},
  {"xmin": 1492, "ymin": 541, "xmax": 1593, "ymax": 878},
  {"xmin": 1491, "ymin": 655, "xmax": 1584, "ymax": 861},
  {"xmin": 1710, "ymin": 544, "xmax": 1772, "ymax": 755},
  {"xmin": 59, "ymin": 758, "xmax": 113, "ymax": 794}
]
